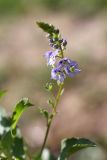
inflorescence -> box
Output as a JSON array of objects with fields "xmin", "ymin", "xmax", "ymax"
[{"xmin": 41, "ymin": 23, "xmax": 81, "ymax": 83}]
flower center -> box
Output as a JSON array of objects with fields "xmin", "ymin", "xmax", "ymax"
[{"xmin": 70, "ymin": 66, "xmax": 75, "ymax": 72}]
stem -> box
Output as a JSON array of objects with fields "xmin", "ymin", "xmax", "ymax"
[
  {"xmin": 39, "ymin": 122, "xmax": 51, "ymax": 158},
  {"xmin": 38, "ymin": 83, "xmax": 64, "ymax": 158},
  {"xmin": 59, "ymin": 45, "xmax": 64, "ymax": 58},
  {"xmin": 54, "ymin": 83, "xmax": 64, "ymax": 113}
]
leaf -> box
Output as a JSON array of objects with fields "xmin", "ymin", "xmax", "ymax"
[
  {"xmin": 45, "ymin": 83, "xmax": 53, "ymax": 92},
  {"xmin": 12, "ymin": 136, "xmax": 26, "ymax": 160},
  {"xmin": 36, "ymin": 22, "xmax": 56, "ymax": 34},
  {"xmin": 0, "ymin": 116, "xmax": 11, "ymax": 137},
  {"xmin": 0, "ymin": 115, "xmax": 26, "ymax": 160},
  {"xmin": 1, "ymin": 131, "xmax": 26, "ymax": 160},
  {"xmin": 0, "ymin": 116, "xmax": 11, "ymax": 128},
  {"xmin": 58, "ymin": 137, "xmax": 96, "ymax": 160},
  {"xmin": 1, "ymin": 131, "xmax": 13, "ymax": 157},
  {"xmin": 39, "ymin": 108, "xmax": 49, "ymax": 119},
  {"xmin": 11, "ymin": 98, "xmax": 33, "ymax": 136},
  {"xmin": 47, "ymin": 98, "xmax": 54, "ymax": 108},
  {"xmin": 0, "ymin": 90, "xmax": 6, "ymax": 99}
]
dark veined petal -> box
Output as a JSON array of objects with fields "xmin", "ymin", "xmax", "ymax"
[
  {"xmin": 57, "ymin": 58, "xmax": 81, "ymax": 77},
  {"xmin": 51, "ymin": 68, "xmax": 66, "ymax": 82},
  {"xmin": 65, "ymin": 65, "xmax": 81, "ymax": 77},
  {"xmin": 44, "ymin": 50, "xmax": 59, "ymax": 65}
]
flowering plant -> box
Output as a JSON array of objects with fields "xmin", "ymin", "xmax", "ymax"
[{"xmin": 0, "ymin": 22, "xmax": 96, "ymax": 160}]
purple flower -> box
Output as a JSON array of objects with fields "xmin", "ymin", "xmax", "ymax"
[
  {"xmin": 45, "ymin": 50, "xmax": 59, "ymax": 66},
  {"xmin": 65, "ymin": 64, "xmax": 80, "ymax": 77},
  {"xmin": 57, "ymin": 58, "xmax": 69, "ymax": 68},
  {"xmin": 51, "ymin": 68, "xmax": 66, "ymax": 82},
  {"xmin": 57, "ymin": 58, "xmax": 81, "ymax": 77}
]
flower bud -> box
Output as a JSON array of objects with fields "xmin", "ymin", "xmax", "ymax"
[{"xmin": 63, "ymin": 40, "xmax": 67, "ymax": 46}]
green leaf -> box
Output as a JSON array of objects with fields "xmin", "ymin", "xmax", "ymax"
[
  {"xmin": 47, "ymin": 98, "xmax": 54, "ymax": 108},
  {"xmin": 0, "ymin": 90, "xmax": 6, "ymax": 99},
  {"xmin": 0, "ymin": 115, "xmax": 26, "ymax": 160},
  {"xmin": 36, "ymin": 22, "xmax": 56, "ymax": 34},
  {"xmin": 1, "ymin": 131, "xmax": 26, "ymax": 160},
  {"xmin": 1, "ymin": 131, "xmax": 13, "ymax": 158},
  {"xmin": 45, "ymin": 83, "xmax": 53, "ymax": 92},
  {"xmin": 58, "ymin": 137, "xmax": 96, "ymax": 160},
  {"xmin": 39, "ymin": 108, "xmax": 49, "ymax": 119},
  {"xmin": 11, "ymin": 98, "xmax": 33, "ymax": 136},
  {"xmin": 12, "ymin": 136, "xmax": 26, "ymax": 160},
  {"xmin": 0, "ymin": 116, "xmax": 11, "ymax": 128}
]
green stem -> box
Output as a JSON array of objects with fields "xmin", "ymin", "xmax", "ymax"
[
  {"xmin": 54, "ymin": 83, "xmax": 64, "ymax": 113},
  {"xmin": 38, "ymin": 122, "xmax": 51, "ymax": 158},
  {"xmin": 39, "ymin": 83, "xmax": 64, "ymax": 158}
]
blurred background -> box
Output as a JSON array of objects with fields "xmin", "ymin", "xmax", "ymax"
[{"xmin": 0, "ymin": 0, "xmax": 107, "ymax": 159}]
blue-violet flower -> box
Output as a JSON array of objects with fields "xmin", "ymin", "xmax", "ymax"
[
  {"xmin": 45, "ymin": 50, "xmax": 59, "ymax": 66},
  {"xmin": 51, "ymin": 68, "xmax": 66, "ymax": 82},
  {"xmin": 57, "ymin": 58, "xmax": 80, "ymax": 77}
]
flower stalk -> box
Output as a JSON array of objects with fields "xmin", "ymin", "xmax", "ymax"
[
  {"xmin": 39, "ymin": 83, "xmax": 64, "ymax": 158},
  {"xmin": 36, "ymin": 21, "xmax": 80, "ymax": 159}
]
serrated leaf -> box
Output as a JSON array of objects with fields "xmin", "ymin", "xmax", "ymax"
[
  {"xmin": 0, "ymin": 90, "xmax": 6, "ymax": 99},
  {"xmin": 58, "ymin": 137, "xmax": 96, "ymax": 160},
  {"xmin": 0, "ymin": 115, "xmax": 26, "ymax": 160},
  {"xmin": 0, "ymin": 117, "xmax": 11, "ymax": 128},
  {"xmin": 12, "ymin": 136, "xmax": 26, "ymax": 160},
  {"xmin": 11, "ymin": 98, "xmax": 33, "ymax": 136},
  {"xmin": 36, "ymin": 22, "xmax": 56, "ymax": 34},
  {"xmin": 0, "ymin": 131, "xmax": 12, "ymax": 159},
  {"xmin": 1, "ymin": 131, "xmax": 26, "ymax": 160}
]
